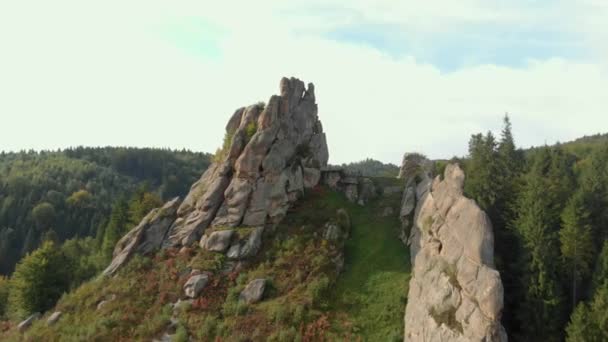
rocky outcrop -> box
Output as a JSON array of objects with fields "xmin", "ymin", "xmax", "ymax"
[
  {"xmin": 401, "ymin": 157, "xmax": 507, "ymax": 342},
  {"xmin": 103, "ymin": 77, "xmax": 328, "ymax": 276},
  {"xmin": 103, "ymin": 198, "xmax": 180, "ymax": 276},
  {"xmin": 200, "ymin": 230, "xmax": 234, "ymax": 252},
  {"xmin": 320, "ymin": 168, "xmax": 377, "ymax": 205},
  {"xmin": 164, "ymin": 76, "xmax": 328, "ymax": 248}
]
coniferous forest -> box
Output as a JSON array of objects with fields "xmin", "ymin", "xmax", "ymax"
[{"xmin": 463, "ymin": 116, "xmax": 608, "ymax": 341}]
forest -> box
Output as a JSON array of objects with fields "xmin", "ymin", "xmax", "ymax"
[
  {"xmin": 0, "ymin": 147, "xmax": 211, "ymax": 275},
  {"xmin": 463, "ymin": 117, "xmax": 608, "ymax": 341}
]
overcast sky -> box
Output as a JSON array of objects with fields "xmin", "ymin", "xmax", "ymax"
[{"xmin": 1, "ymin": 1, "xmax": 607, "ymax": 164}]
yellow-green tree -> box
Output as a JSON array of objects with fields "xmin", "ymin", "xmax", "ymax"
[{"xmin": 8, "ymin": 241, "xmax": 70, "ymax": 319}]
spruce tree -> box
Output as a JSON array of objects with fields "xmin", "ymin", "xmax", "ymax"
[
  {"xmin": 560, "ymin": 193, "xmax": 594, "ymax": 309},
  {"xmin": 101, "ymin": 198, "xmax": 129, "ymax": 262},
  {"xmin": 514, "ymin": 170, "xmax": 564, "ymax": 341}
]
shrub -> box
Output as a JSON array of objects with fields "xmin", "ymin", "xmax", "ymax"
[
  {"xmin": 199, "ymin": 315, "xmax": 218, "ymax": 339},
  {"xmin": 245, "ymin": 122, "xmax": 257, "ymax": 141},
  {"xmin": 306, "ymin": 275, "xmax": 330, "ymax": 306},
  {"xmin": 174, "ymin": 323, "xmax": 188, "ymax": 342}
]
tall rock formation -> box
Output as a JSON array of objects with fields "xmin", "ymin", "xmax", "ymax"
[
  {"xmin": 103, "ymin": 77, "xmax": 328, "ymax": 276},
  {"xmin": 400, "ymin": 155, "xmax": 507, "ymax": 341}
]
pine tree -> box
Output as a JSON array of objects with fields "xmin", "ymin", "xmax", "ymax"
[
  {"xmin": 514, "ymin": 171, "xmax": 564, "ymax": 341},
  {"xmin": 592, "ymin": 241, "xmax": 608, "ymax": 294},
  {"xmin": 101, "ymin": 198, "xmax": 129, "ymax": 262},
  {"xmin": 560, "ymin": 193, "xmax": 594, "ymax": 309},
  {"xmin": 565, "ymin": 303, "xmax": 596, "ymax": 342},
  {"xmin": 464, "ymin": 131, "xmax": 501, "ymax": 212}
]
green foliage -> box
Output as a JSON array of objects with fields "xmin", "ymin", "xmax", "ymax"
[
  {"xmin": 174, "ymin": 323, "xmax": 188, "ymax": 342},
  {"xmin": 214, "ymin": 130, "xmax": 235, "ymax": 163},
  {"xmin": 127, "ymin": 187, "xmax": 163, "ymax": 226},
  {"xmin": 306, "ymin": 275, "xmax": 330, "ymax": 306},
  {"xmin": 560, "ymin": 193, "xmax": 595, "ymax": 308},
  {"xmin": 101, "ymin": 198, "xmax": 130, "ymax": 262},
  {"xmin": 66, "ymin": 190, "xmax": 92, "ymax": 207},
  {"xmin": 245, "ymin": 121, "xmax": 257, "ymax": 141},
  {"xmin": 0, "ymin": 276, "xmax": 9, "ymax": 318},
  {"xmin": 0, "ymin": 147, "xmax": 210, "ymax": 275},
  {"xmin": 566, "ymin": 281, "xmax": 608, "ymax": 341},
  {"xmin": 592, "ymin": 241, "xmax": 608, "ymax": 294},
  {"xmin": 341, "ymin": 158, "xmax": 399, "ymax": 177},
  {"xmin": 7, "ymin": 241, "xmax": 71, "ymax": 319}
]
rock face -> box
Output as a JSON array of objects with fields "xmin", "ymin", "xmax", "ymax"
[
  {"xmin": 200, "ymin": 230, "xmax": 234, "ymax": 252},
  {"xmin": 103, "ymin": 198, "xmax": 180, "ymax": 276},
  {"xmin": 164, "ymin": 76, "xmax": 328, "ymax": 248},
  {"xmin": 103, "ymin": 77, "xmax": 328, "ymax": 276},
  {"xmin": 401, "ymin": 157, "xmax": 507, "ymax": 342}
]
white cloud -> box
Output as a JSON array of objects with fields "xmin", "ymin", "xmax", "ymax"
[{"xmin": 0, "ymin": 1, "xmax": 607, "ymax": 164}]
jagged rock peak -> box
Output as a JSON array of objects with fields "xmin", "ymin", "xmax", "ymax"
[
  {"xmin": 401, "ymin": 158, "xmax": 507, "ymax": 342},
  {"xmin": 103, "ymin": 77, "xmax": 328, "ymax": 276}
]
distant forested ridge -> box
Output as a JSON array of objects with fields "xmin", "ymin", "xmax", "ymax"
[
  {"xmin": 341, "ymin": 158, "xmax": 399, "ymax": 177},
  {"xmin": 0, "ymin": 147, "xmax": 211, "ymax": 275}
]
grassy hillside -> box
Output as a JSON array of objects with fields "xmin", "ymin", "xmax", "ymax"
[{"xmin": 2, "ymin": 181, "xmax": 410, "ymax": 341}]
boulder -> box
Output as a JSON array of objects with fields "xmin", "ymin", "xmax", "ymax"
[
  {"xmin": 239, "ymin": 279, "xmax": 266, "ymax": 304},
  {"xmin": 226, "ymin": 227, "xmax": 264, "ymax": 260},
  {"xmin": 403, "ymin": 161, "xmax": 506, "ymax": 342},
  {"xmin": 18, "ymin": 313, "xmax": 40, "ymax": 332},
  {"xmin": 200, "ymin": 230, "xmax": 234, "ymax": 252},
  {"xmin": 184, "ymin": 273, "xmax": 210, "ymax": 298},
  {"xmin": 46, "ymin": 311, "xmax": 62, "ymax": 326}
]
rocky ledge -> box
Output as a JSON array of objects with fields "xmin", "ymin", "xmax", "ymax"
[{"xmin": 400, "ymin": 154, "xmax": 507, "ymax": 342}]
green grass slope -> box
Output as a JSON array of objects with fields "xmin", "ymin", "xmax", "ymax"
[{"xmin": 327, "ymin": 177, "xmax": 410, "ymax": 341}]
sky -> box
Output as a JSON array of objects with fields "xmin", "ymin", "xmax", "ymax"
[{"xmin": 1, "ymin": 1, "xmax": 607, "ymax": 165}]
